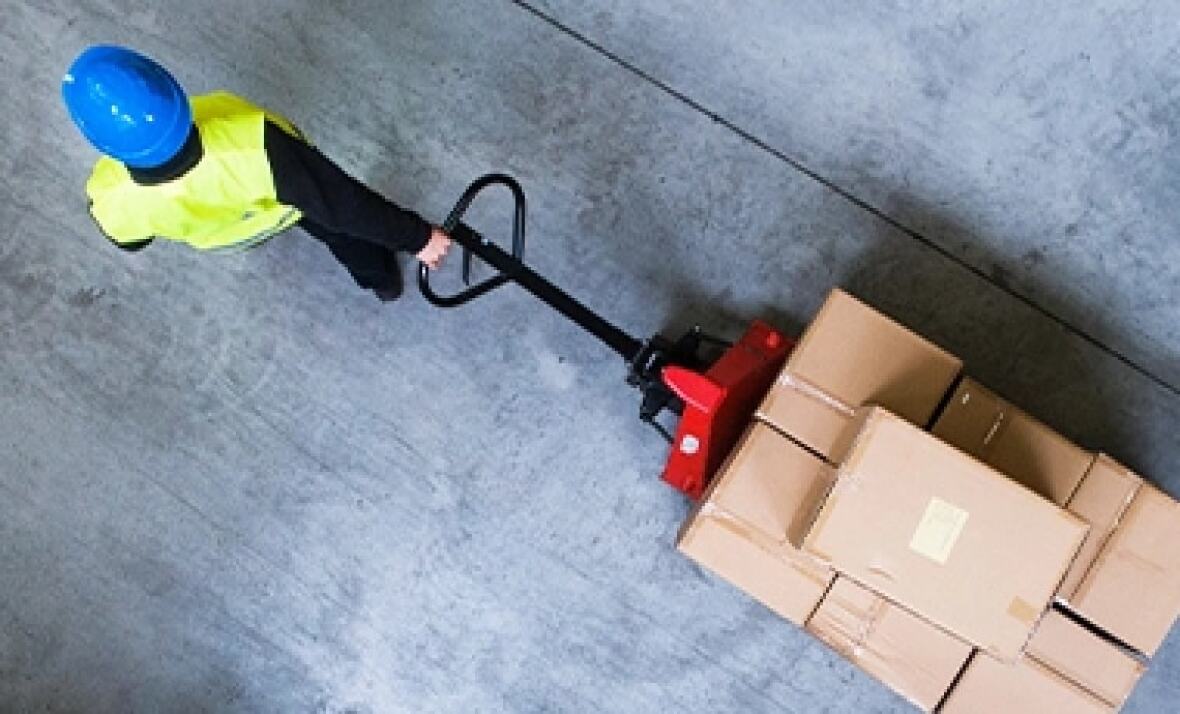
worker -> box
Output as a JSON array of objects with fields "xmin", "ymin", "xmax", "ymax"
[{"xmin": 61, "ymin": 44, "xmax": 452, "ymax": 301}]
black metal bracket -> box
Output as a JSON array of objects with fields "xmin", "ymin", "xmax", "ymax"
[{"xmin": 627, "ymin": 327, "xmax": 731, "ymax": 443}]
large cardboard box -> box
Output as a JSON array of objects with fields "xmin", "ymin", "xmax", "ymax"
[
  {"xmin": 932, "ymin": 378, "xmax": 1093, "ymax": 505},
  {"xmin": 1058, "ymin": 455, "xmax": 1142, "ymax": 598},
  {"xmin": 677, "ymin": 423, "xmax": 836, "ymax": 625},
  {"xmin": 940, "ymin": 652, "xmax": 1113, "ymax": 714},
  {"xmin": 756, "ymin": 289, "xmax": 961, "ymax": 460},
  {"xmin": 805, "ymin": 577, "xmax": 971, "ymax": 711},
  {"xmin": 802, "ymin": 408, "xmax": 1088, "ymax": 659},
  {"xmin": 1065, "ymin": 481, "xmax": 1180, "ymax": 656},
  {"xmin": 1026, "ymin": 609, "xmax": 1144, "ymax": 708}
]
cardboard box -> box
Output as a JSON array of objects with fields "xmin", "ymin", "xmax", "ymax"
[
  {"xmin": 677, "ymin": 424, "xmax": 836, "ymax": 625},
  {"xmin": 677, "ymin": 509, "xmax": 832, "ymax": 625},
  {"xmin": 756, "ymin": 289, "xmax": 961, "ymax": 460},
  {"xmin": 805, "ymin": 577, "xmax": 971, "ymax": 711},
  {"xmin": 802, "ymin": 408, "xmax": 1088, "ymax": 660},
  {"xmin": 1065, "ymin": 482, "xmax": 1180, "ymax": 656},
  {"xmin": 708, "ymin": 423, "xmax": 837, "ymax": 549},
  {"xmin": 1026, "ymin": 610, "xmax": 1144, "ymax": 708},
  {"xmin": 932, "ymin": 378, "xmax": 1093, "ymax": 505},
  {"xmin": 940, "ymin": 652, "xmax": 1113, "ymax": 714},
  {"xmin": 1058, "ymin": 455, "xmax": 1142, "ymax": 598}
]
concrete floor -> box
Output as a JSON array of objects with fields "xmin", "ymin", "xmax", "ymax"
[{"xmin": 1, "ymin": 1, "xmax": 1177, "ymax": 712}]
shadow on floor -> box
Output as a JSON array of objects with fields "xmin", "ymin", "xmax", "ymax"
[{"xmin": 647, "ymin": 187, "xmax": 1163, "ymax": 492}]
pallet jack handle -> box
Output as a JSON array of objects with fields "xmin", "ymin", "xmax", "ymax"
[
  {"xmin": 419, "ymin": 174, "xmax": 793, "ymax": 499},
  {"xmin": 418, "ymin": 174, "xmax": 644, "ymax": 364}
]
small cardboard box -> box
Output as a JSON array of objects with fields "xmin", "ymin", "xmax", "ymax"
[
  {"xmin": 802, "ymin": 408, "xmax": 1088, "ymax": 660},
  {"xmin": 756, "ymin": 289, "xmax": 961, "ymax": 460},
  {"xmin": 677, "ymin": 510, "xmax": 832, "ymax": 625},
  {"xmin": 677, "ymin": 423, "xmax": 836, "ymax": 625},
  {"xmin": 806, "ymin": 577, "xmax": 971, "ymax": 711},
  {"xmin": 932, "ymin": 378, "xmax": 1093, "ymax": 505},
  {"xmin": 1058, "ymin": 455, "xmax": 1142, "ymax": 598},
  {"xmin": 940, "ymin": 652, "xmax": 1113, "ymax": 714},
  {"xmin": 1026, "ymin": 610, "xmax": 1144, "ymax": 708},
  {"xmin": 708, "ymin": 422, "xmax": 837, "ymax": 549},
  {"xmin": 1065, "ymin": 481, "xmax": 1180, "ymax": 657}
]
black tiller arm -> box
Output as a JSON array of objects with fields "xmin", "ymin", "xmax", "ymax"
[{"xmin": 418, "ymin": 174, "xmax": 644, "ymax": 364}]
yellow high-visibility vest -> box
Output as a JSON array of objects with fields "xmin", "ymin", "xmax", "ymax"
[{"xmin": 86, "ymin": 91, "xmax": 304, "ymax": 251}]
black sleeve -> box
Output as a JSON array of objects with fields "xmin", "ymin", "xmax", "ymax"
[{"xmin": 265, "ymin": 121, "xmax": 431, "ymax": 254}]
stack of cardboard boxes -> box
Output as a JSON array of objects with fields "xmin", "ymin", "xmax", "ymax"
[{"xmin": 677, "ymin": 289, "xmax": 1180, "ymax": 712}]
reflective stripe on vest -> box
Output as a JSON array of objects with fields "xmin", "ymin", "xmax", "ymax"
[{"xmin": 86, "ymin": 91, "xmax": 304, "ymax": 251}]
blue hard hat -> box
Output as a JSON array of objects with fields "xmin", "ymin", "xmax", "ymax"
[{"xmin": 61, "ymin": 45, "xmax": 192, "ymax": 168}]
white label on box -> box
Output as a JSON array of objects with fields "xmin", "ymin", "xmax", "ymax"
[{"xmin": 909, "ymin": 497, "xmax": 969, "ymax": 564}]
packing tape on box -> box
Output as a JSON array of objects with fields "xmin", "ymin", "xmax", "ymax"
[
  {"xmin": 982, "ymin": 410, "xmax": 1007, "ymax": 448},
  {"xmin": 866, "ymin": 557, "xmax": 899, "ymax": 582},
  {"xmin": 777, "ymin": 371, "xmax": 857, "ymax": 417},
  {"xmin": 823, "ymin": 590, "xmax": 888, "ymax": 661},
  {"xmin": 698, "ymin": 501, "xmax": 832, "ymax": 586},
  {"xmin": 699, "ymin": 501, "xmax": 784, "ymax": 550}
]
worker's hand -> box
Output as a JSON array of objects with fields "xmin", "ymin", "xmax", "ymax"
[{"xmin": 416, "ymin": 227, "xmax": 452, "ymax": 270}]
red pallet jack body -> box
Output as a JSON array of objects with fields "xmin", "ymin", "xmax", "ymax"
[
  {"xmin": 661, "ymin": 322, "xmax": 792, "ymax": 499},
  {"xmin": 421, "ymin": 175, "xmax": 793, "ymax": 497}
]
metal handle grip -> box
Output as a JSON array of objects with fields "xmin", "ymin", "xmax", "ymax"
[{"xmin": 418, "ymin": 173, "xmax": 526, "ymax": 308}]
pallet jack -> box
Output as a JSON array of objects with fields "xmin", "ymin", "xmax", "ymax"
[{"xmin": 419, "ymin": 175, "xmax": 793, "ymax": 500}]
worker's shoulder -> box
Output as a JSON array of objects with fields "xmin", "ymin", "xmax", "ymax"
[
  {"xmin": 85, "ymin": 156, "xmax": 131, "ymax": 198},
  {"xmin": 191, "ymin": 91, "xmax": 267, "ymax": 121},
  {"xmin": 191, "ymin": 91, "xmax": 303, "ymax": 141}
]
